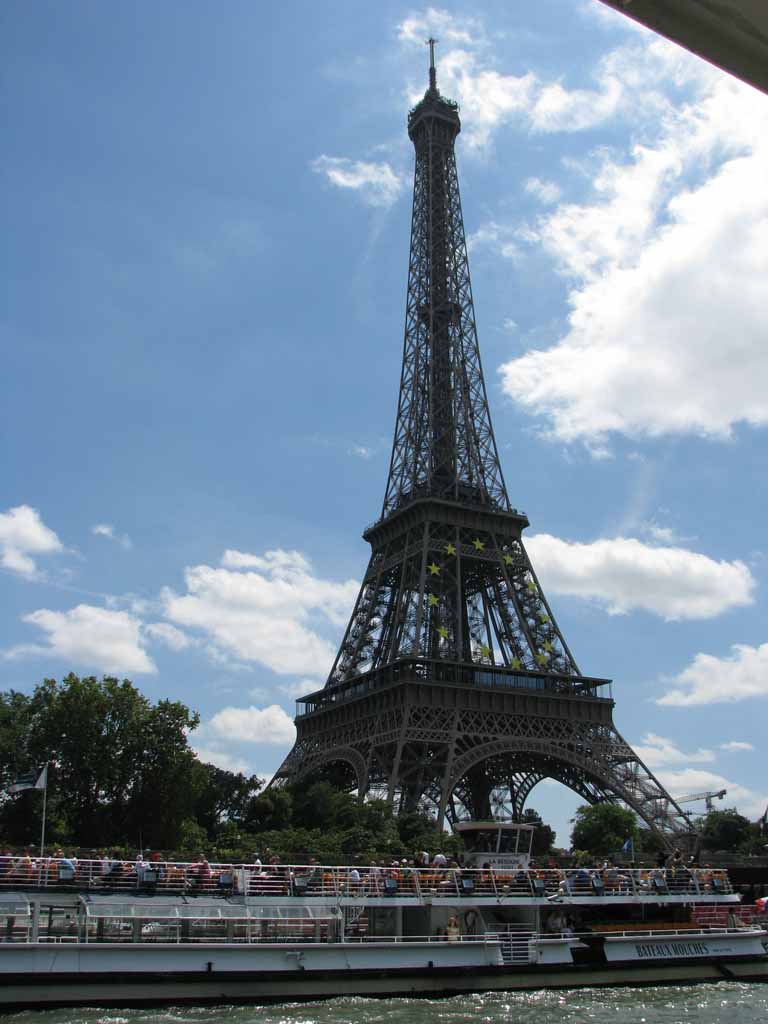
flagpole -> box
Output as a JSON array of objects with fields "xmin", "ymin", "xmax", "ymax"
[{"xmin": 39, "ymin": 765, "xmax": 48, "ymax": 860}]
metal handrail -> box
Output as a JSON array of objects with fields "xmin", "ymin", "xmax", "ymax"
[{"xmin": 0, "ymin": 857, "xmax": 736, "ymax": 898}]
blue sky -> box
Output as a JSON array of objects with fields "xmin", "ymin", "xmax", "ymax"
[{"xmin": 2, "ymin": 1, "xmax": 767, "ymax": 846}]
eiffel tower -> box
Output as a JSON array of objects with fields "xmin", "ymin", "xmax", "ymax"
[{"xmin": 274, "ymin": 43, "xmax": 695, "ymax": 847}]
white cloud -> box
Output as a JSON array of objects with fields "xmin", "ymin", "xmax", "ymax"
[
  {"xmin": 208, "ymin": 704, "xmax": 296, "ymax": 745},
  {"xmin": 525, "ymin": 533, "xmax": 754, "ymax": 620},
  {"xmin": 311, "ymin": 156, "xmax": 404, "ymax": 207},
  {"xmin": 720, "ymin": 741, "xmax": 754, "ymax": 753},
  {"xmin": 348, "ymin": 444, "xmax": 373, "ymax": 459},
  {"xmin": 640, "ymin": 522, "xmax": 679, "ymax": 545},
  {"xmin": 633, "ymin": 732, "xmax": 715, "ymax": 768},
  {"xmin": 2, "ymin": 603, "xmax": 156, "ymax": 674},
  {"xmin": 193, "ymin": 746, "xmax": 251, "ymax": 774},
  {"xmin": 426, "ymin": 48, "xmax": 536, "ymax": 150},
  {"xmin": 220, "ymin": 548, "xmax": 311, "ymax": 574},
  {"xmin": 278, "ymin": 677, "xmax": 320, "ymax": 700},
  {"xmin": 144, "ymin": 622, "xmax": 194, "ymax": 651},
  {"xmin": 658, "ymin": 642, "xmax": 768, "ymax": 706},
  {"xmin": 524, "ymin": 177, "xmax": 562, "ymax": 205},
  {"xmin": 530, "ymin": 74, "xmax": 623, "ymax": 133},
  {"xmin": 162, "ymin": 549, "xmax": 358, "ymax": 677},
  {"xmin": 397, "ymin": 10, "xmax": 633, "ymax": 150},
  {"xmin": 92, "ymin": 523, "xmax": 132, "ymax": 550},
  {"xmin": 500, "ymin": 40, "xmax": 768, "ymax": 446},
  {"xmin": 0, "ymin": 505, "xmax": 63, "ymax": 577},
  {"xmin": 467, "ymin": 221, "xmax": 521, "ymax": 259},
  {"xmin": 658, "ymin": 768, "xmax": 767, "ymax": 821},
  {"xmin": 397, "ymin": 7, "xmax": 482, "ymax": 46}
]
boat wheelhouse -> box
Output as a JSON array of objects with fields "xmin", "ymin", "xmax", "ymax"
[{"xmin": 456, "ymin": 820, "xmax": 534, "ymax": 869}]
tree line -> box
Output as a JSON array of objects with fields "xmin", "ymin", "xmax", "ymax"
[
  {"xmin": 569, "ymin": 799, "xmax": 765, "ymax": 859},
  {"xmin": 0, "ymin": 674, "xmax": 472, "ymax": 860},
  {"xmin": 5, "ymin": 674, "xmax": 757, "ymax": 863}
]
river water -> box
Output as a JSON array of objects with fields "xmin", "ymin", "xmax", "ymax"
[{"xmin": 6, "ymin": 984, "xmax": 768, "ymax": 1024}]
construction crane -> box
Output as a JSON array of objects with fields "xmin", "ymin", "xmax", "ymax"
[{"xmin": 675, "ymin": 789, "xmax": 727, "ymax": 812}]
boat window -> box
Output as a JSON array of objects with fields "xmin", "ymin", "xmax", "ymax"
[
  {"xmin": 462, "ymin": 829, "xmax": 498, "ymax": 852},
  {"xmin": 498, "ymin": 831, "xmax": 518, "ymax": 853},
  {"xmin": 79, "ymin": 896, "xmax": 339, "ymax": 922},
  {"xmin": 0, "ymin": 893, "xmax": 30, "ymax": 918}
]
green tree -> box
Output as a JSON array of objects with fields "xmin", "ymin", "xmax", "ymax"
[
  {"xmin": 521, "ymin": 808, "xmax": 556, "ymax": 856},
  {"xmin": 570, "ymin": 803, "xmax": 638, "ymax": 858},
  {"xmin": 191, "ymin": 762, "xmax": 263, "ymax": 838},
  {"xmin": 701, "ymin": 808, "xmax": 754, "ymax": 852},
  {"xmin": 290, "ymin": 781, "xmax": 360, "ymax": 831},
  {"xmin": 245, "ymin": 788, "xmax": 294, "ymax": 832},
  {"xmin": 0, "ymin": 674, "xmax": 201, "ymax": 847}
]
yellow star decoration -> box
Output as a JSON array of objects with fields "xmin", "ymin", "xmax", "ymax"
[
  {"xmin": 428, "ymin": 562, "xmax": 441, "ymax": 576},
  {"xmin": 503, "ymin": 553, "xmax": 514, "ymax": 566},
  {"xmin": 472, "ymin": 538, "xmax": 485, "ymax": 551},
  {"xmin": 445, "ymin": 543, "xmax": 456, "ymax": 556},
  {"xmin": 538, "ymin": 611, "xmax": 549, "ymax": 622},
  {"xmin": 527, "ymin": 581, "xmax": 537, "ymax": 593},
  {"xmin": 479, "ymin": 644, "xmax": 492, "ymax": 659},
  {"xmin": 427, "ymin": 593, "xmax": 439, "ymax": 607},
  {"xmin": 536, "ymin": 651, "xmax": 549, "ymax": 665},
  {"xmin": 511, "ymin": 657, "xmax": 522, "ymax": 670},
  {"xmin": 437, "ymin": 625, "xmax": 449, "ymax": 640},
  {"xmin": 543, "ymin": 641, "xmax": 553, "ymax": 653}
]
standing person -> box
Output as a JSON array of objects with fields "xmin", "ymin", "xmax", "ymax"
[{"xmin": 446, "ymin": 915, "xmax": 461, "ymax": 942}]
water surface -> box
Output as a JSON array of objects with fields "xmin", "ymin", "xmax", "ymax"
[{"xmin": 7, "ymin": 983, "xmax": 768, "ymax": 1024}]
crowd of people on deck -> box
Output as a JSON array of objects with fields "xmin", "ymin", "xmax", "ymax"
[{"xmin": 0, "ymin": 845, "xmax": 741, "ymax": 900}]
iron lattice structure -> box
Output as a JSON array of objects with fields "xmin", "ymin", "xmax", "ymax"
[{"xmin": 274, "ymin": 49, "xmax": 695, "ymax": 847}]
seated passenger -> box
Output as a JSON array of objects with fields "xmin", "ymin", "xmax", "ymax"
[
  {"xmin": 103, "ymin": 852, "xmax": 125, "ymax": 882},
  {"xmin": 9, "ymin": 849, "xmax": 34, "ymax": 881},
  {"xmin": 190, "ymin": 853, "xmax": 212, "ymax": 888}
]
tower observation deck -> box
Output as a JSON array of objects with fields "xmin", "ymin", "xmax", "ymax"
[{"xmin": 273, "ymin": 45, "xmax": 695, "ymax": 846}]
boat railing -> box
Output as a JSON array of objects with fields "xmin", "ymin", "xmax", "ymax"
[
  {"xmin": 594, "ymin": 926, "xmax": 763, "ymax": 938},
  {"xmin": 0, "ymin": 857, "xmax": 736, "ymax": 899},
  {"xmin": 543, "ymin": 925, "xmax": 763, "ymax": 941}
]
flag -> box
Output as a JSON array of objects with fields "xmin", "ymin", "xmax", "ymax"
[
  {"xmin": 621, "ymin": 837, "xmax": 633, "ymax": 853},
  {"xmin": 9, "ymin": 765, "xmax": 47, "ymax": 794}
]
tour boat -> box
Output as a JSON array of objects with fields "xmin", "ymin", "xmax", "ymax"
[{"xmin": 0, "ymin": 824, "xmax": 765, "ymax": 1008}]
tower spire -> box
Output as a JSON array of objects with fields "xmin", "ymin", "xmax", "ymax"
[{"xmin": 427, "ymin": 36, "xmax": 438, "ymax": 93}]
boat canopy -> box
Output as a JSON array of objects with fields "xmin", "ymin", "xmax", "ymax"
[{"xmin": 79, "ymin": 895, "xmax": 340, "ymax": 921}]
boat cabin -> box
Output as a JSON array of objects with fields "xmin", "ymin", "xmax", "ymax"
[{"xmin": 455, "ymin": 821, "xmax": 534, "ymax": 870}]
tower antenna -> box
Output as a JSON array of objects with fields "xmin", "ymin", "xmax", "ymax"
[{"xmin": 427, "ymin": 37, "xmax": 438, "ymax": 91}]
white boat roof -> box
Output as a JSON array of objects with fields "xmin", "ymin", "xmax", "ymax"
[{"xmin": 597, "ymin": 0, "xmax": 768, "ymax": 95}]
